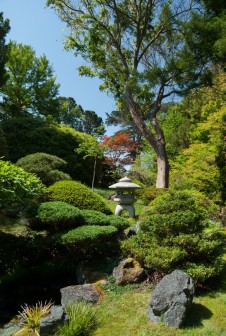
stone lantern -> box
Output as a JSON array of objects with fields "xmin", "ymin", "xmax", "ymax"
[{"xmin": 109, "ymin": 176, "xmax": 141, "ymax": 218}]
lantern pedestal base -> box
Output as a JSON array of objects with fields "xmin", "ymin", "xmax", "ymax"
[{"xmin": 115, "ymin": 204, "xmax": 135, "ymax": 218}]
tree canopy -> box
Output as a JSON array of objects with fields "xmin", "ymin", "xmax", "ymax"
[
  {"xmin": 47, "ymin": 0, "xmax": 218, "ymax": 188},
  {"xmin": 0, "ymin": 12, "xmax": 10, "ymax": 88},
  {"xmin": 0, "ymin": 41, "xmax": 60, "ymax": 119}
]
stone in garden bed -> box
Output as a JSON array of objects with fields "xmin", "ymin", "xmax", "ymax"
[
  {"xmin": 60, "ymin": 284, "xmax": 102, "ymax": 307},
  {"xmin": 147, "ymin": 269, "xmax": 195, "ymax": 328}
]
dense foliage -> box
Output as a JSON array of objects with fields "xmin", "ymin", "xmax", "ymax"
[
  {"xmin": 47, "ymin": 0, "xmax": 221, "ymax": 188},
  {"xmin": 0, "ymin": 41, "xmax": 59, "ymax": 119},
  {"xmin": 80, "ymin": 210, "xmax": 130, "ymax": 231},
  {"xmin": 0, "ymin": 160, "xmax": 45, "ymax": 211},
  {"xmin": 170, "ymin": 104, "xmax": 226, "ymax": 201},
  {"xmin": 47, "ymin": 180, "xmax": 112, "ymax": 214},
  {"xmin": 0, "ymin": 12, "xmax": 10, "ymax": 88},
  {"xmin": 16, "ymin": 152, "xmax": 71, "ymax": 186},
  {"xmin": 101, "ymin": 132, "xmax": 139, "ymax": 179},
  {"xmin": 35, "ymin": 201, "xmax": 83, "ymax": 230},
  {"xmin": 61, "ymin": 225, "xmax": 117, "ymax": 245},
  {"xmin": 57, "ymin": 97, "xmax": 105, "ymax": 136},
  {"xmin": 0, "ymin": 127, "xmax": 8, "ymax": 158},
  {"xmin": 122, "ymin": 190, "xmax": 224, "ymax": 283},
  {"xmin": 1, "ymin": 115, "xmax": 100, "ymax": 185}
]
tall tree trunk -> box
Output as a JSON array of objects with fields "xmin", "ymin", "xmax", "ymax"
[
  {"xmin": 125, "ymin": 87, "xmax": 169, "ymax": 188},
  {"xmin": 155, "ymin": 142, "xmax": 169, "ymax": 188},
  {"xmin": 92, "ymin": 155, "xmax": 97, "ymax": 190}
]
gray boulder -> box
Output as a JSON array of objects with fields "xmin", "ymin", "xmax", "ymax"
[
  {"xmin": 0, "ymin": 325, "xmax": 21, "ymax": 336},
  {"xmin": 40, "ymin": 305, "xmax": 67, "ymax": 335},
  {"xmin": 113, "ymin": 258, "xmax": 145, "ymax": 285},
  {"xmin": 147, "ymin": 270, "xmax": 195, "ymax": 328},
  {"xmin": 60, "ymin": 284, "xmax": 101, "ymax": 307}
]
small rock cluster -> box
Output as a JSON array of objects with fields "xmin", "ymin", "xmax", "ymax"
[
  {"xmin": 0, "ymin": 261, "xmax": 195, "ymax": 335},
  {"xmin": 0, "ymin": 283, "xmax": 102, "ymax": 336}
]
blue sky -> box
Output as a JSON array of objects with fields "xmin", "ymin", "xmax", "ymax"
[{"xmin": 1, "ymin": 0, "xmax": 117, "ymax": 134}]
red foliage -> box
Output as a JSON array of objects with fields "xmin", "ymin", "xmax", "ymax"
[{"xmin": 101, "ymin": 132, "xmax": 139, "ymax": 170}]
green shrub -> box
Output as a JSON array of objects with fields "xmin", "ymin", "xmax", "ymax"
[
  {"xmin": 80, "ymin": 210, "xmax": 130, "ymax": 231},
  {"xmin": 55, "ymin": 301, "xmax": 98, "ymax": 336},
  {"xmin": 107, "ymin": 215, "xmax": 131, "ymax": 231},
  {"xmin": 80, "ymin": 210, "xmax": 110, "ymax": 226},
  {"xmin": 0, "ymin": 160, "xmax": 45, "ymax": 211},
  {"xmin": 122, "ymin": 189, "xmax": 225, "ymax": 283},
  {"xmin": 47, "ymin": 181, "xmax": 112, "ymax": 214},
  {"xmin": 36, "ymin": 201, "xmax": 83, "ymax": 230},
  {"xmin": 61, "ymin": 225, "xmax": 117, "ymax": 245},
  {"xmin": 135, "ymin": 185, "xmax": 166, "ymax": 205},
  {"xmin": 1, "ymin": 116, "xmax": 102, "ymax": 185},
  {"xmin": 16, "ymin": 152, "xmax": 71, "ymax": 186}
]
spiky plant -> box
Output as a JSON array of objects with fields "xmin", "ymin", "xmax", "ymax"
[{"xmin": 17, "ymin": 300, "xmax": 53, "ymax": 336}]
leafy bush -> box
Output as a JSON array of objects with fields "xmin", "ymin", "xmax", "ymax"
[
  {"xmin": 80, "ymin": 210, "xmax": 130, "ymax": 231},
  {"xmin": 36, "ymin": 201, "xmax": 83, "ymax": 230},
  {"xmin": 55, "ymin": 301, "xmax": 98, "ymax": 336},
  {"xmin": 122, "ymin": 189, "xmax": 225, "ymax": 283},
  {"xmin": 107, "ymin": 215, "xmax": 131, "ymax": 231},
  {"xmin": 170, "ymin": 144, "xmax": 221, "ymax": 201},
  {"xmin": 61, "ymin": 225, "xmax": 117, "ymax": 245},
  {"xmin": 0, "ymin": 160, "xmax": 45, "ymax": 211},
  {"xmin": 1, "ymin": 116, "xmax": 102, "ymax": 185},
  {"xmin": 135, "ymin": 186, "xmax": 166, "ymax": 205},
  {"xmin": 16, "ymin": 152, "xmax": 71, "ymax": 186},
  {"xmin": 47, "ymin": 181, "xmax": 112, "ymax": 214},
  {"xmin": 80, "ymin": 210, "xmax": 111, "ymax": 226}
]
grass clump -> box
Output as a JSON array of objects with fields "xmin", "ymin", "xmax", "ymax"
[
  {"xmin": 17, "ymin": 301, "xmax": 52, "ymax": 336},
  {"xmin": 55, "ymin": 301, "xmax": 98, "ymax": 336}
]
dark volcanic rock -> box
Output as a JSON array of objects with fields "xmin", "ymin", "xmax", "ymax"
[{"xmin": 147, "ymin": 270, "xmax": 195, "ymax": 328}]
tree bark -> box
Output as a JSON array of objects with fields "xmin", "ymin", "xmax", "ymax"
[
  {"xmin": 125, "ymin": 87, "xmax": 169, "ymax": 188},
  {"xmin": 155, "ymin": 143, "xmax": 169, "ymax": 188},
  {"xmin": 92, "ymin": 155, "xmax": 97, "ymax": 190}
]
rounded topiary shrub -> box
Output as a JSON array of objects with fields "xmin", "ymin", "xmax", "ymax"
[
  {"xmin": 80, "ymin": 210, "xmax": 111, "ymax": 226},
  {"xmin": 80, "ymin": 210, "xmax": 130, "ymax": 231},
  {"xmin": 61, "ymin": 225, "xmax": 118, "ymax": 245},
  {"xmin": 106, "ymin": 215, "xmax": 131, "ymax": 231},
  {"xmin": 36, "ymin": 201, "xmax": 84, "ymax": 230},
  {"xmin": 122, "ymin": 189, "xmax": 225, "ymax": 283},
  {"xmin": 47, "ymin": 181, "xmax": 112, "ymax": 214},
  {"xmin": 16, "ymin": 152, "xmax": 71, "ymax": 186}
]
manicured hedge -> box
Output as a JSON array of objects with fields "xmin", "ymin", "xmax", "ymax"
[
  {"xmin": 36, "ymin": 201, "xmax": 84, "ymax": 229},
  {"xmin": 47, "ymin": 180, "xmax": 112, "ymax": 214},
  {"xmin": 16, "ymin": 152, "xmax": 71, "ymax": 186},
  {"xmin": 61, "ymin": 225, "xmax": 118, "ymax": 245},
  {"xmin": 122, "ymin": 189, "xmax": 224, "ymax": 283},
  {"xmin": 80, "ymin": 210, "xmax": 130, "ymax": 231}
]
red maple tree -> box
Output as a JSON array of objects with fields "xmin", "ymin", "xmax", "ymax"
[{"xmin": 101, "ymin": 132, "xmax": 138, "ymax": 177}]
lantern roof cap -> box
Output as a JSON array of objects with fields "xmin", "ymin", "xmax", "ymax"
[{"xmin": 109, "ymin": 176, "xmax": 141, "ymax": 189}]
